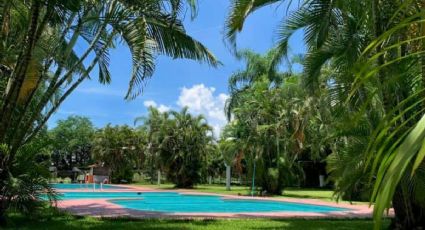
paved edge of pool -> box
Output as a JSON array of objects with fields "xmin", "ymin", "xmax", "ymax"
[{"xmin": 52, "ymin": 185, "xmax": 393, "ymax": 219}]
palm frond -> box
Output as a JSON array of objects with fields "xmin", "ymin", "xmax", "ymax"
[{"xmin": 225, "ymin": 0, "xmax": 283, "ymax": 49}]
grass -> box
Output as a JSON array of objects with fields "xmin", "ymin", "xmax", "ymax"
[
  {"xmin": 134, "ymin": 183, "xmax": 252, "ymax": 196},
  {"xmin": 4, "ymin": 208, "xmax": 390, "ymax": 230},
  {"xmin": 282, "ymin": 188, "xmax": 336, "ymax": 200}
]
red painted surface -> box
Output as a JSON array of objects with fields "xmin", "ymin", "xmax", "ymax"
[{"xmin": 85, "ymin": 175, "xmax": 93, "ymax": 183}]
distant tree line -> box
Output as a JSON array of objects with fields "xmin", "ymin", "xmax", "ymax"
[{"xmin": 45, "ymin": 109, "xmax": 219, "ymax": 187}]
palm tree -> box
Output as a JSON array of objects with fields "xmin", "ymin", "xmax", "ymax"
[
  {"xmin": 162, "ymin": 108, "xmax": 213, "ymax": 188},
  {"xmin": 0, "ymin": 0, "xmax": 218, "ymax": 156},
  {"xmin": 137, "ymin": 107, "xmax": 213, "ymax": 188},
  {"xmin": 226, "ymin": 0, "xmax": 425, "ymax": 228},
  {"xmin": 226, "ymin": 73, "xmax": 312, "ymax": 194},
  {"xmin": 0, "ymin": 0, "xmax": 218, "ymax": 222},
  {"xmin": 218, "ymin": 132, "xmax": 239, "ymax": 191},
  {"xmin": 140, "ymin": 106, "xmax": 171, "ymax": 184},
  {"xmin": 349, "ymin": 3, "xmax": 425, "ymax": 227},
  {"xmin": 225, "ymin": 49, "xmax": 285, "ymax": 119}
]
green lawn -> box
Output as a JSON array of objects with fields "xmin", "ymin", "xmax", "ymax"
[
  {"xmin": 134, "ymin": 183, "xmax": 252, "ymax": 196},
  {"xmin": 4, "ymin": 209, "xmax": 390, "ymax": 230},
  {"xmin": 282, "ymin": 188, "xmax": 336, "ymax": 200}
]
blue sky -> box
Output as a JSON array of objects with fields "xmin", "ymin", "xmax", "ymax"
[{"xmin": 49, "ymin": 0, "xmax": 305, "ymax": 137}]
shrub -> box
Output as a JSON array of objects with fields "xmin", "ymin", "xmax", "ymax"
[{"xmin": 0, "ymin": 144, "xmax": 56, "ymax": 225}]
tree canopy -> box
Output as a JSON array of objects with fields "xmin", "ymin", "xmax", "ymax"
[
  {"xmin": 49, "ymin": 116, "xmax": 95, "ymax": 169},
  {"xmin": 2, "ymin": 1, "xmax": 425, "ymax": 229},
  {"xmin": 226, "ymin": 0, "xmax": 425, "ymax": 228}
]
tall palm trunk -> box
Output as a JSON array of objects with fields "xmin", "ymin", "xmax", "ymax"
[
  {"xmin": 420, "ymin": 0, "xmax": 425, "ymax": 106},
  {"xmin": 371, "ymin": 1, "xmax": 425, "ymax": 227},
  {"xmin": 0, "ymin": 147, "xmax": 10, "ymax": 226},
  {"xmin": 389, "ymin": 1, "xmax": 425, "ymax": 228},
  {"xmin": 389, "ymin": 12, "xmax": 425, "ymax": 230},
  {"xmin": 0, "ymin": 0, "xmax": 41, "ymax": 143},
  {"xmin": 0, "ymin": 0, "xmax": 11, "ymax": 40},
  {"xmin": 372, "ymin": 0, "xmax": 392, "ymax": 114},
  {"xmin": 391, "ymin": 165, "xmax": 425, "ymax": 229}
]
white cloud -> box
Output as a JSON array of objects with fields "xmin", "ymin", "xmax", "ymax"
[
  {"xmin": 157, "ymin": 104, "xmax": 171, "ymax": 113},
  {"xmin": 143, "ymin": 100, "xmax": 157, "ymax": 108},
  {"xmin": 177, "ymin": 84, "xmax": 229, "ymax": 137},
  {"xmin": 143, "ymin": 100, "xmax": 171, "ymax": 113},
  {"xmin": 142, "ymin": 84, "xmax": 229, "ymax": 137}
]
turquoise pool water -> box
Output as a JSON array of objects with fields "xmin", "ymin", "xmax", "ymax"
[
  {"xmin": 55, "ymin": 192, "xmax": 348, "ymax": 213},
  {"xmin": 52, "ymin": 183, "xmax": 129, "ymax": 190}
]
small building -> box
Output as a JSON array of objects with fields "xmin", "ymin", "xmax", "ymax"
[{"xmin": 87, "ymin": 164, "xmax": 110, "ymax": 184}]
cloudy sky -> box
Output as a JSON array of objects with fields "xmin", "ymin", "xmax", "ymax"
[{"xmin": 48, "ymin": 0, "xmax": 305, "ymax": 137}]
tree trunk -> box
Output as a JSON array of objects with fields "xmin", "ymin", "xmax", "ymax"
[
  {"xmin": 157, "ymin": 170, "xmax": 161, "ymax": 186},
  {"xmin": 0, "ymin": 202, "xmax": 6, "ymax": 226},
  {"xmin": 391, "ymin": 186, "xmax": 425, "ymax": 229},
  {"xmin": 420, "ymin": 0, "xmax": 425, "ymax": 107},
  {"xmin": 0, "ymin": 0, "xmax": 11, "ymax": 40},
  {"xmin": 0, "ymin": 188, "xmax": 6, "ymax": 226},
  {"xmin": 0, "ymin": 0, "xmax": 41, "ymax": 141},
  {"xmin": 225, "ymin": 164, "xmax": 231, "ymax": 191},
  {"xmin": 0, "ymin": 154, "xmax": 9, "ymax": 226}
]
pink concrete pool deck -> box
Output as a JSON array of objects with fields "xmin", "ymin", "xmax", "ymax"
[{"xmin": 53, "ymin": 184, "xmax": 393, "ymax": 219}]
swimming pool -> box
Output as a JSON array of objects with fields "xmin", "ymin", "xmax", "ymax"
[
  {"xmin": 51, "ymin": 183, "xmax": 129, "ymax": 190},
  {"xmin": 55, "ymin": 191, "xmax": 348, "ymax": 213}
]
